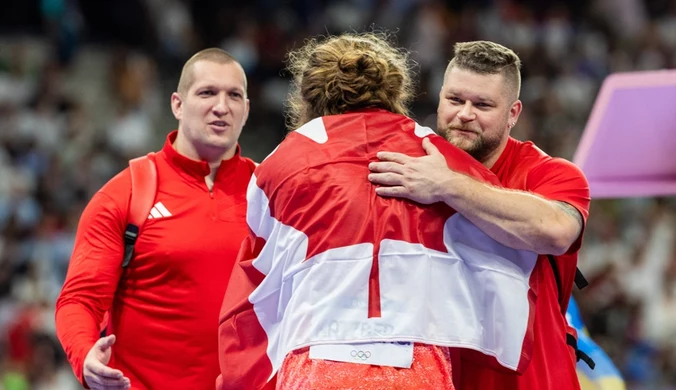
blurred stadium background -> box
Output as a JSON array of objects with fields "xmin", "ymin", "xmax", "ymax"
[{"xmin": 0, "ymin": 0, "xmax": 675, "ymax": 389}]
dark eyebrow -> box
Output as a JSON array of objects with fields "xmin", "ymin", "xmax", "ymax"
[
  {"xmin": 476, "ymin": 97, "xmax": 496, "ymax": 104},
  {"xmin": 194, "ymin": 84, "xmax": 245, "ymax": 94},
  {"xmin": 446, "ymin": 91, "xmax": 496, "ymax": 105},
  {"xmin": 194, "ymin": 84, "xmax": 215, "ymax": 91}
]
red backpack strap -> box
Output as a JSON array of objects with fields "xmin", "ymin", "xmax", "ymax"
[
  {"xmin": 100, "ymin": 153, "xmax": 157, "ymax": 333},
  {"xmin": 122, "ymin": 152, "xmax": 158, "ymax": 268}
]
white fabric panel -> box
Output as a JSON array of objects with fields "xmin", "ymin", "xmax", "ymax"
[
  {"xmin": 414, "ymin": 123, "xmax": 436, "ymax": 138},
  {"xmin": 295, "ymin": 117, "xmax": 329, "ymax": 144},
  {"xmin": 245, "ymin": 182, "xmax": 538, "ymax": 373}
]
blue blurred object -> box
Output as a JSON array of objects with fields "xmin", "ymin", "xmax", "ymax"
[
  {"xmin": 623, "ymin": 341, "xmax": 660, "ymax": 384},
  {"xmin": 566, "ymin": 297, "xmax": 626, "ymax": 390}
]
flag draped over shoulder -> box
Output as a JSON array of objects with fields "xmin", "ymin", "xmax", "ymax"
[{"xmin": 216, "ymin": 110, "xmax": 540, "ymax": 390}]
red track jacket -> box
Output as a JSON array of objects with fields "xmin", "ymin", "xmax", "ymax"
[{"xmin": 56, "ymin": 131, "xmax": 255, "ymax": 389}]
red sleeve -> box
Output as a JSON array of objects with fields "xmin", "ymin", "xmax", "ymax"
[
  {"xmin": 217, "ymin": 232, "xmax": 275, "ymax": 390},
  {"xmin": 526, "ymin": 157, "xmax": 591, "ymax": 254},
  {"xmin": 55, "ymin": 190, "xmax": 126, "ymax": 386}
]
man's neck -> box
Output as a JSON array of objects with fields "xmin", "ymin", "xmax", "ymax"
[
  {"xmin": 172, "ymin": 137, "xmax": 233, "ymax": 190},
  {"xmin": 205, "ymin": 175, "xmax": 215, "ymax": 191},
  {"xmin": 172, "ymin": 131, "xmax": 236, "ymax": 166},
  {"xmin": 482, "ymin": 137, "xmax": 510, "ymax": 170},
  {"xmin": 205, "ymin": 163, "xmax": 220, "ymax": 190}
]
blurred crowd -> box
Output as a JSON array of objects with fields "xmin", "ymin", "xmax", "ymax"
[{"xmin": 0, "ymin": 0, "xmax": 675, "ymax": 389}]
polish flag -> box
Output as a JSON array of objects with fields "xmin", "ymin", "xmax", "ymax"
[{"xmin": 217, "ymin": 111, "xmax": 538, "ymax": 389}]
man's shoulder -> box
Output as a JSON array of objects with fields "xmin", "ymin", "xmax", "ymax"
[
  {"xmin": 506, "ymin": 138, "xmax": 549, "ymax": 165},
  {"xmin": 93, "ymin": 167, "xmax": 133, "ymax": 210},
  {"xmin": 507, "ymin": 138, "xmax": 583, "ymax": 176},
  {"xmin": 71, "ymin": 167, "xmax": 133, "ymax": 228},
  {"xmin": 239, "ymin": 155, "xmax": 258, "ymax": 174}
]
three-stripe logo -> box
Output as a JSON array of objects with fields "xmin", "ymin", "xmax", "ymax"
[{"xmin": 148, "ymin": 202, "xmax": 172, "ymax": 219}]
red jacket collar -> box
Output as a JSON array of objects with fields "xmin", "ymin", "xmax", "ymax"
[{"xmin": 162, "ymin": 130, "xmax": 243, "ymax": 181}]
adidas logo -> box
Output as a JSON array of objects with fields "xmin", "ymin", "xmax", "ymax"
[{"xmin": 148, "ymin": 202, "xmax": 172, "ymax": 219}]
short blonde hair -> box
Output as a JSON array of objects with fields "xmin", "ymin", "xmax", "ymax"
[
  {"xmin": 177, "ymin": 48, "xmax": 247, "ymax": 95},
  {"xmin": 446, "ymin": 41, "xmax": 522, "ymax": 99},
  {"xmin": 285, "ymin": 32, "xmax": 415, "ymax": 131}
]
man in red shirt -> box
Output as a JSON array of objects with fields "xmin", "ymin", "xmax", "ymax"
[
  {"xmin": 369, "ymin": 40, "xmax": 590, "ymax": 389},
  {"xmin": 55, "ymin": 48, "xmax": 256, "ymax": 390}
]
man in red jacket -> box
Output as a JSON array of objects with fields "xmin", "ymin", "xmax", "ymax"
[
  {"xmin": 369, "ymin": 40, "xmax": 591, "ymax": 389},
  {"xmin": 55, "ymin": 48, "xmax": 256, "ymax": 390}
]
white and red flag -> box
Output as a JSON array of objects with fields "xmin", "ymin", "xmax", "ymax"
[{"xmin": 216, "ymin": 110, "xmax": 538, "ymax": 389}]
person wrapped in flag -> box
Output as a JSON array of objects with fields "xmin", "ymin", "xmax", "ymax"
[{"xmin": 217, "ymin": 32, "xmax": 542, "ymax": 390}]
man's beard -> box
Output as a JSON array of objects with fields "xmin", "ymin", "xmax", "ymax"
[{"xmin": 437, "ymin": 126, "xmax": 501, "ymax": 163}]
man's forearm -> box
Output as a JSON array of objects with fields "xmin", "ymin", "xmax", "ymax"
[
  {"xmin": 55, "ymin": 302, "xmax": 100, "ymax": 386},
  {"xmin": 442, "ymin": 174, "xmax": 581, "ymax": 255}
]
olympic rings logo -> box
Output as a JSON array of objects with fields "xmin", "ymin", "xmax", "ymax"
[{"xmin": 350, "ymin": 350, "xmax": 372, "ymax": 360}]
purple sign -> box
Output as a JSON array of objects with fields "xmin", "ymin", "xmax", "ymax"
[{"xmin": 573, "ymin": 70, "xmax": 676, "ymax": 198}]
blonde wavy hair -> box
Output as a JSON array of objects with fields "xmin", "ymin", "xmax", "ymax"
[{"xmin": 285, "ymin": 32, "xmax": 415, "ymax": 131}]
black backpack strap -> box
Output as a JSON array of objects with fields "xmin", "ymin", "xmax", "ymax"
[
  {"xmin": 575, "ymin": 268, "xmax": 589, "ymax": 290},
  {"xmin": 122, "ymin": 224, "xmax": 140, "ymax": 268},
  {"xmin": 546, "ymin": 255, "xmax": 589, "ymax": 305},
  {"xmin": 546, "ymin": 255, "xmax": 564, "ymax": 306},
  {"xmin": 547, "ymin": 254, "xmax": 595, "ymax": 370},
  {"xmin": 566, "ymin": 333, "xmax": 596, "ymax": 370}
]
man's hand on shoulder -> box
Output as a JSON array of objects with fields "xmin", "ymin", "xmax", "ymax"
[
  {"xmin": 83, "ymin": 334, "xmax": 131, "ymax": 390},
  {"xmin": 368, "ymin": 137, "xmax": 455, "ymax": 205}
]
